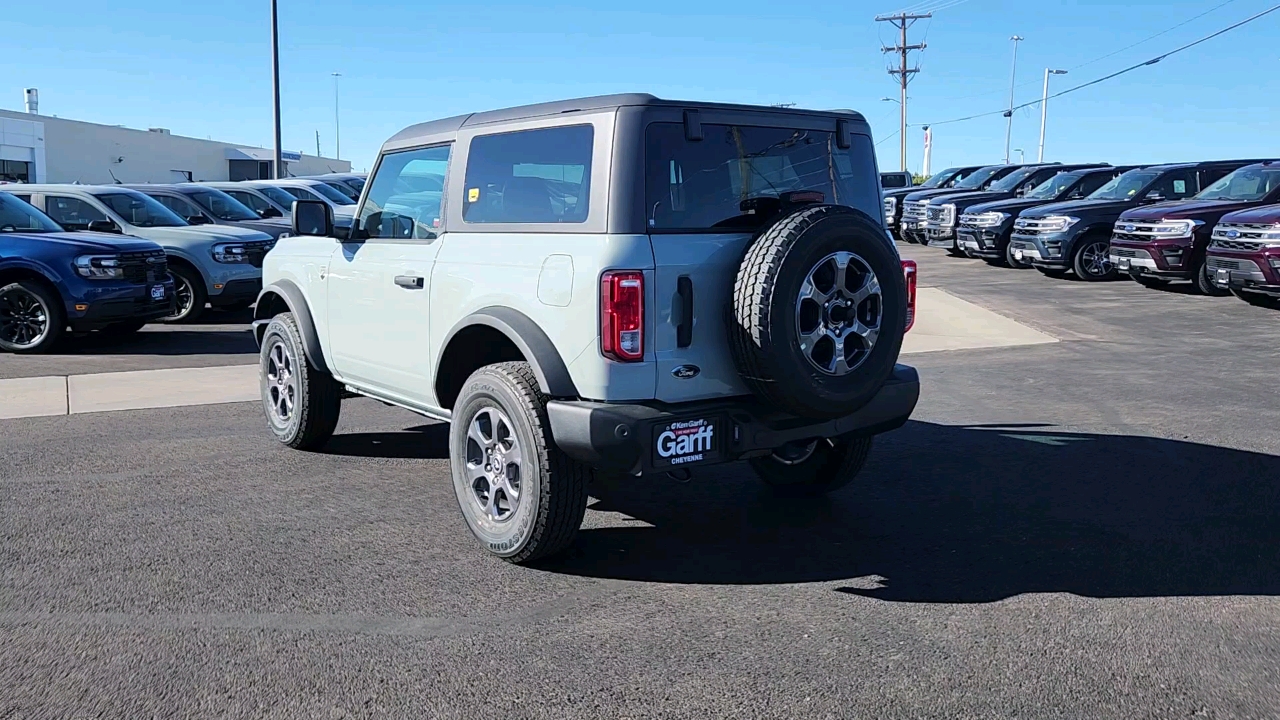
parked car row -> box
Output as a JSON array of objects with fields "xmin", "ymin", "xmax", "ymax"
[
  {"xmin": 0, "ymin": 173, "xmax": 367, "ymax": 352},
  {"xmin": 888, "ymin": 160, "xmax": 1280, "ymax": 308}
]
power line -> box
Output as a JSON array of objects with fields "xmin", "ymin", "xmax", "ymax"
[
  {"xmin": 928, "ymin": 0, "xmax": 1243, "ymax": 104},
  {"xmin": 919, "ymin": 3, "xmax": 1280, "ymax": 127}
]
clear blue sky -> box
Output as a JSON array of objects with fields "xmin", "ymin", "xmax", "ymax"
[{"xmin": 3, "ymin": 0, "xmax": 1277, "ymax": 174}]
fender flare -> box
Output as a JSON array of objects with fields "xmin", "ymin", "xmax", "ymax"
[
  {"xmin": 253, "ymin": 279, "xmax": 328, "ymax": 374},
  {"xmin": 439, "ymin": 307, "xmax": 579, "ymax": 399}
]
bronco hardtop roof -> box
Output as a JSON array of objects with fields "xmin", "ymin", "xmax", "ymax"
[{"xmin": 384, "ymin": 93, "xmax": 870, "ymax": 151}]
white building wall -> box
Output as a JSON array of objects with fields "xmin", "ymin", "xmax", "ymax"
[{"xmin": 0, "ymin": 108, "xmax": 349, "ymax": 184}]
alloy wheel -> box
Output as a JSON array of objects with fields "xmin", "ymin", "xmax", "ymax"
[
  {"xmin": 265, "ymin": 340, "xmax": 298, "ymax": 426},
  {"xmin": 162, "ymin": 272, "xmax": 195, "ymax": 321},
  {"xmin": 795, "ymin": 251, "xmax": 883, "ymax": 376},
  {"xmin": 0, "ymin": 286, "xmax": 51, "ymax": 350},
  {"xmin": 464, "ymin": 406, "xmax": 524, "ymax": 523},
  {"xmin": 1080, "ymin": 241, "xmax": 1113, "ymax": 278}
]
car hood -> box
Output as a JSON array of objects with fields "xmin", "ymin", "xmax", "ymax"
[
  {"xmin": 1020, "ymin": 198, "xmax": 1135, "ymax": 219},
  {"xmin": 332, "ymin": 206, "xmax": 356, "ymax": 219},
  {"xmin": 1216, "ymin": 204, "xmax": 1280, "ymax": 225},
  {"xmin": 148, "ymin": 224, "xmax": 275, "ymax": 244},
  {"xmin": 1118, "ymin": 199, "xmax": 1257, "ymax": 222},
  {"xmin": 225, "ymin": 218, "xmax": 292, "ymax": 238},
  {"xmin": 0, "ymin": 231, "xmax": 160, "ymax": 254},
  {"xmin": 937, "ymin": 190, "xmax": 1013, "ymax": 209},
  {"xmin": 965, "ymin": 197, "xmax": 1054, "ymax": 216},
  {"xmin": 883, "ymin": 186, "xmax": 924, "ymax": 200}
]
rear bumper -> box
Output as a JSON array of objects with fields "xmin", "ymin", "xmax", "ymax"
[{"xmin": 547, "ymin": 364, "xmax": 920, "ymax": 475}]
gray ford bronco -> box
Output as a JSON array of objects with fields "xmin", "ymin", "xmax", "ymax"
[{"xmin": 253, "ymin": 94, "xmax": 920, "ymax": 562}]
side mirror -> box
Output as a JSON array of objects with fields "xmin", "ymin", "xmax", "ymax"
[
  {"xmin": 186, "ymin": 215, "xmax": 211, "ymax": 225},
  {"xmin": 86, "ymin": 220, "xmax": 119, "ymax": 234},
  {"xmin": 292, "ymin": 199, "xmax": 333, "ymax": 237},
  {"xmin": 259, "ymin": 206, "xmax": 283, "ymax": 219}
]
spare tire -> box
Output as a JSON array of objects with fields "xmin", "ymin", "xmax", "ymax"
[{"xmin": 729, "ymin": 205, "xmax": 907, "ymax": 420}]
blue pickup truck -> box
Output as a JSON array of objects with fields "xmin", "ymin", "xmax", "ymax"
[{"xmin": 0, "ymin": 191, "xmax": 174, "ymax": 353}]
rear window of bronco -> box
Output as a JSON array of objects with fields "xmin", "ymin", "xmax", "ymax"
[{"xmin": 645, "ymin": 122, "xmax": 881, "ymax": 232}]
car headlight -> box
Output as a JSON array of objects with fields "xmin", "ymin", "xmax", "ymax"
[
  {"xmin": 1151, "ymin": 219, "xmax": 1201, "ymax": 236},
  {"xmin": 211, "ymin": 243, "xmax": 252, "ymax": 263},
  {"xmin": 940, "ymin": 203, "xmax": 956, "ymax": 223},
  {"xmin": 966, "ymin": 211, "xmax": 1009, "ymax": 228},
  {"xmin": 73, "ymin": 255, "xmax": 125, "ymax": 279},
  {"xmin": 1039, "ymin": 215, "xmax": 1080, "ymax": 232}
]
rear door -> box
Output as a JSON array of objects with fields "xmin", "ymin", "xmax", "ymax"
[{"xmin": 643, "ymin": 118, "xmax": 885, "ymax": 403}]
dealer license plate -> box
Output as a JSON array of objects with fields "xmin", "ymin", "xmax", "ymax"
[
  {"xmin": 652, "ymin": 416, "xmax": 721, "ymax": 468},
  {"xmin": 150, "ymin": 284, "xmax": 166, "ymax": 300},
  {"xmin": 1116, "ymin": 257, "xmax": 1130, "ymax": 270},
  {"xmin": 1013, "ymin": 249, "xmax": 1024, "ymax": 260}
]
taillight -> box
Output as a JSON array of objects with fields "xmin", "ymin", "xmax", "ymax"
[
  {"xmin": 901, "ymin": 260, "xmax": 917, "ymax": 333},
  {"xmin": 600, "ymin": 270, "xmax": 644, "ymax": 362}
]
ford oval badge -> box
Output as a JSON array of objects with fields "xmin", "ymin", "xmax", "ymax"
[
  {"xmin": 1226, "ymin": 229, "xmax": 1240, "ymax": 239},
  {"xmin": 1123, "ymin": 224, "xmax": 1135, "ymax": 232},
  {"xmin": 671, "ymin": 365, "xmax": 700, "ymax": 380}
]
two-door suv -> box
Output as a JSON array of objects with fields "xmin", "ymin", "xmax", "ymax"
[
  {"xmin": 1009, "ymin": 160, "xmax": 1258, "ymax": 281},
  {"xmin": 253, "ymin": 95, "xmax": 920, "ymax": 562},
  {"xmin": 0, "ymin": 191, "xmax": 173, "ymax": 352},
  {"xmin": 959, "ymin": 166, "xmax": 1134, "ymax": 267},
  {"xmin": 1109, "ymin": 161, "xmax": 1280, "ymax": 294}
]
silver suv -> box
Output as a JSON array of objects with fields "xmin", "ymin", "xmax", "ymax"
[
  {"xmin": 19, "ymin": 185, "xmax": 274, "ymax": 321},
  {"xmin": 253, "ymin": 94, "xmax": 920, "ymax": 562}
]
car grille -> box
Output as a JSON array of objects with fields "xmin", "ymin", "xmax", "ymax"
[
  {"xmin": 1211, "ymin": 239, "xmax": 1263, "ymax": 251},
  {"xmin": 902, "ymin": 200, "xmax": 928, "ymax": 225},
  {"xmin": 1012, "ymin": 218, "xmax": 1064, "ymax": 236},
  {"xmin": 1206, "ymin": 256, "xmax": 1261, "ymax": 272},
  {"xmin": 243, "ymin": 239, "xmax": 276, "ymax": 268},
  {"xmin": 118, "ymin": 250, "xmax": 169, "ymax": 284},
  {"xmin": 1111, "ymin": 247, "xmax": 1151, "ymax": 259},
  {"xmin": 1210, "ymin": 223, "xmax": 1280, "ymax": 249}
]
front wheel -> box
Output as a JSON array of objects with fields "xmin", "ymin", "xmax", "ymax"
[
  {"xmin": 449, "ymin": 362, "xmax": 589, "ymax": 563},
  {"xmin": 749, "ymin": 435, "xmax": 874, "ymax": 497},
  {"xmin": 161, "ymin": 265, "xmax": 207, "ymax": 323},
  {"xmin": 260, "ymin": 313, "xmax": 341, "ymax": 450},
  {"xmin": 1072, "ymin": 238, "xmax": 1116, "ymax": 281},
  {"xmin": 0, "ymin": 280, "xmax": 65, "ymax": 354}
]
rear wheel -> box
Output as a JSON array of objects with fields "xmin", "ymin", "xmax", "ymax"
[
  {"xmin": 1072, "ymin": 237, "xmax": 1115, "ymax": 281},
  {"xmin": 161, "ymin": 264, "xmax": 206, "ymax": 323},
  {"xmin": 750, "ymin": 435, "xmax": 874, "ymax": 497},
  {"xmin": 0, "ymin": 280, "xmax": 64, "ymax": 354},
  {"xmin": 1194, "ymin": 260, "xmax": 1230, "ymax": 296}
]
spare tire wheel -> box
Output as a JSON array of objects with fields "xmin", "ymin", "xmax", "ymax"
[{"xmin": 729, "ymin": 204, "xmax": 907, "ymax": 420}]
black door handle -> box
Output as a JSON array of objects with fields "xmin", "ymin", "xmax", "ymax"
[{"xmin": 394, "ymin": 275, "xmax": 424, "ymax": 289}]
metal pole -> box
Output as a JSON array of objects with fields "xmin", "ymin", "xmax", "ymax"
[
  {"xmin": 332, "ymin": 72, "xmax": 341, "ymax": 160},
  {"xmin": 1038, "ymin": 69, "xmax": 1066, "ymax": 162},
  {"xmin": 1004, "ymin": 35, "xmax": 1023, "ymax": 164},
  {"xmin": 271, "ymin": 0, "xmax": 283, "ymax": 179},
  {"xmin": 899, "ymin": 22, "xmax": 908, "ymax": 171}
]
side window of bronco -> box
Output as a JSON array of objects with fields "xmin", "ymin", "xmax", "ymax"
[
  {"xmin": 357, "ymin": 144, "xmax": 452, "ymax": 240},
  {"xmin": 461, "ymin": 125, "xmax": 594, "ymax": 224}
]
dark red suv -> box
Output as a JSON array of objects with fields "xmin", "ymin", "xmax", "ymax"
[{"xmin": 1204, "ymin": 205, "xmax": 1280, "ymax": 307}]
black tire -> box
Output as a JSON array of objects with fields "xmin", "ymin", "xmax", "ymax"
[
  {"xmin": 1232, "ymin": 289, "xmax": 1280, "ymax": 308},
  {"xmin": 161, "ymin": 263, "xmax": 207, "ymax": 323},
  {"xmin": 1036, "ymin": 267, "xmax": 1068, "ymax": 278},
  {"xmin": 260, "ymin": 312, "xmax": 341, "ymax": 450},
  {"xmin": 1071, "ymin": 236, "xmax": 1116, "ymax": 281},
  {"xmin": 750, "ymin": 435, "xmax": 874, "ymax": 497},
  {"xmin": 1134, "ymin": 276, "xmax": 1169, "ymax": 289},
  {"xmin": 101, "ymin": 319, "xmax": 148, "ymax": 335},
  {"xmin": 449, "ymin": 362, "xmax": 589, "ymax": 563},
  {"xmin": 0, "ymin": 280, "xmax": 65, "ymax": 354},
  {"xmin": 729, "ymin": 205, "xmax": 907, "ymax": 420},
  {"xmin": 1194, "ymin": 259, "xmax": 1230, "ymax": 296}
]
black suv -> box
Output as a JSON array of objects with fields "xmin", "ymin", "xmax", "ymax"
[
  {"xmin": 923, "ymin": 163, "xmax": 1114, "ymax": 252},
  {"xmin": 959, "ymin": 166, "xmax": 1135, "ymax": 267},
  {"xmin": 883, "ymin": 165, "xmax": 984, "ymax": 241},
  {"xmin": 899, "ymin": 164, "xmax": 1029, "ymax": 246},
  {"xmin": 1009, "ymin": 160, "xmax": 1263, "ymax": 281}
]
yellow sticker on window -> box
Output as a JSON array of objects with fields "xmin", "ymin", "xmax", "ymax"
[{"xmin": 468, "ymin": 187, "xmax": 480, "ymax": 203}]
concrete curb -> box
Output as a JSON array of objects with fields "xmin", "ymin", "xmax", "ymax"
[{"xmin": 1, "ymin": 365, "xmax": 258, "ymax": 420}]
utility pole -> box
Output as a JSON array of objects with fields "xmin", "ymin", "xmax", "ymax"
[
  {"xmin": 316, "ymin": 130, "xmax": 321, "ymax": 157},
  {"xmin": 1037, "ymin": 68, "xmax": 1068, "ymax": 162},
  {"xmin": 332, "ymin": 72, "xmax": 342, "ymax": 160},
  {"xmin": 270, "ymin": 0, "xmax": 283, "ymax": 179},
  {"xmin": 1003, "ymin": 35, "xmax": 1024, "ymax": 164},
  {"xmin": 875, "ymin": 11, "xmax": 931, "ymax": 172}
]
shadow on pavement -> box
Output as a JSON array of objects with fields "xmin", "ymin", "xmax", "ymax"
[
  {"xmin": 320, "ymin": 424, "xmax": 450, "ymax": 460},
  {"xmin": 535, "ymin": 421, "xmax": 1280, "ymax": 601}
]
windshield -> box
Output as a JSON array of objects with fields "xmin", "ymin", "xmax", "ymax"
[
  {"xmin": 321, "ymin": 180, "xmax": 360, "ymax": 201},
  {"xmin": 187, "ymin": 189, "xmax": 260, "ymax": 221},
  {"xmin": 345, "ymin": 177, "xmax": 365, "ymax": 192},
  {"xmin": 1195, "ymin": 166, "xmax": 1280, "ymax": 202},
  {"xmin": 0, "ymin": 192, "xmax": 62, "ymax": 233},
  {"xmin": 989, "ymin": 167, "xmax": 1039, "ymax": 193},
  {"xmin": 953, "ymin": 166, "xmax": 1003, "ymax": 190},
  {"xmin": 95, "ymin": 191, "xmax": 188, "ymax": 227},
  {"xmin": 644, "ymin": 122, "xmax": 882, "ymax": 231},
  {"xmin": 254, "ymin": 185, "xmax": 298, "ymax": 208},
  {"xmin": 1024, "ymin": 172, "xmax": 1081, "ymax": 200},
  {"xmin": 1088, "ymin": 169, "xmax": 1162, "ymax": 200},
  {"xmin": 919, "ymin": 168, "xmax": 962, "ymax": 189},
  {"xmin": 303, "ymin": 182, "xmax": 356, "ymax": 205}
]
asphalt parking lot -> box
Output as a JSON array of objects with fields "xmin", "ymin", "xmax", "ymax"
[{"xmin": 3, "ymin": 247, "xmax": 1279, "ymax": 718}]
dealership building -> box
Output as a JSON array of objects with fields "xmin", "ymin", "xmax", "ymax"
[{"xmin": 0, "ymin": 90, "xmax": 349, "ymax": 185}]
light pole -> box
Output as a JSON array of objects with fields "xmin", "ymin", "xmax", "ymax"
[
  {"xmin": 1003, "ymin": 35, "xmax": 1023, "ymax": 164},
  {"xmin": 1014, "ymin": 148, "xmax": 1025, "ymax": 163},
  {"xmin": 331, "ymin": 72, "xmax": 341, "ymax": 160},
  {"xmin": 270, "ymin": 0, "xmax": 283, "ymax": 179},
  {"xmin": 1038, "ymin": 69, "xmax": 1068, "ymax": 162},
  {"xmin": 881, "ymin": 96, "xmax": 906, "ymax": 171}
]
